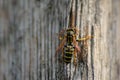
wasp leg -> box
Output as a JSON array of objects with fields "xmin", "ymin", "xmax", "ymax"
[
  {"xmin": 57, "ymin": 36, "xmax": 64, "ymax": 41},
  {"xmin": 56, "ymin": 29, "xmax": 66, "ymax": 41},
  {"xmin": 76, "ymin": 36, "xmax": 93, "ymax": 42},
  {"xmin": 56, "ymin": 33, "xmax": 64, "ymax": 40}
]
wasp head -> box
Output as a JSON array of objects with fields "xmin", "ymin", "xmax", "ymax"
[{"xmin": 66, "ymin": 28, "xmax": 75, "ymax": 36}]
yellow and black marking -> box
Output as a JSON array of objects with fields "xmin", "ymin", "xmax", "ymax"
[
  {"xmin": 55, "ymin": 27, "xmax": 93, "ymax": 65},
  {"xmin": 63, "ymin": 44, "xmax": 75, "ymax": 64},
  {"xmin": 66, "ymin": 28, "xmax": 75, "ymax": 44}
]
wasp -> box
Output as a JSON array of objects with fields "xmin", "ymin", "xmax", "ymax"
[
  {"xmin": 55, "ymin": 28, "xmax": 92, "ymax": 68},
  {"xmin": 55, "ymin": 0, "xmax": 93, "ymax": 68}
]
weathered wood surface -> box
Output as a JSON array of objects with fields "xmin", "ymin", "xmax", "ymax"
[{"xmin": 0, "ymin": 0, "xmax": 120, "ymax": 80}]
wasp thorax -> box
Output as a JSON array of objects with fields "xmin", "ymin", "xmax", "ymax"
[
  {"xmin": 66, "ymin": 28, "xmax": 75, "ymax": 36},
  {"xmin": 66, "ymin": 28, "xmax": 75, "ymax": 44}
]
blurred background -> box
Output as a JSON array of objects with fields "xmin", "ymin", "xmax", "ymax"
[{"xmin": 0, "ymin": 0, "xmax": 120, "ymax": 80}]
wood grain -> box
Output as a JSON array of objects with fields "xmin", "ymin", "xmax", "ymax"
[{"xmin": 0, "ymin": 0, "xmax": 120, "ymax": 80}]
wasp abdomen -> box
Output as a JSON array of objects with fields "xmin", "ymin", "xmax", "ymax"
[{"xmin": 63, "ymin": 44, "xmax": 75, "ymax": 64}]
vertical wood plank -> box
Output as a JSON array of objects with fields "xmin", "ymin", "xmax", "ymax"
[{"xmin": 0, "ymin": 0, "xmax": 120, "ymax": 80}]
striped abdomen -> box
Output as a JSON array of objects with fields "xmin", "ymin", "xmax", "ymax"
[{"xmin": 63, "ymin": 44, "xmax": 75, "ymax": 64}]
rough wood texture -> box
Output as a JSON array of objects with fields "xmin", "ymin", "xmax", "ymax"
[{"xmin": 0, "ymin": 0, "xmax": 120, "ymax": 80}]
